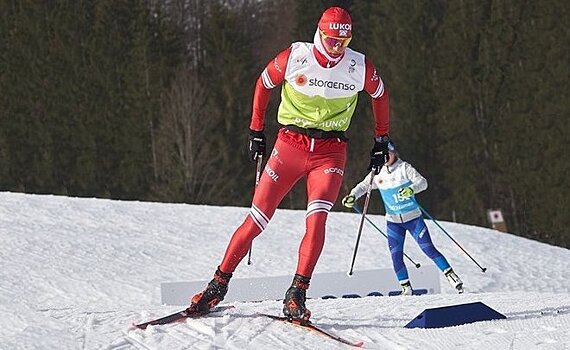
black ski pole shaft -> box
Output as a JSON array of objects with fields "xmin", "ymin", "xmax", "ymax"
[
  {"xmin": 418, "ymin": 204, "xmax": 487, "ymax": 273},
  {"xmin": 352, "ymin": 205, "xmax": 421, "ymax": 268},
  {"xmin": 348, "ymin": 170, "xmax": 375, "ymax": 276},
  {"xmin": 247, "ymin": 155, "xmax": 264, "ymax": 265}
]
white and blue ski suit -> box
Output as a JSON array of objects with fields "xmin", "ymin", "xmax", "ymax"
[{"xmin": 348, "ymin": 158, "xmax": 451, "ymax": 285}]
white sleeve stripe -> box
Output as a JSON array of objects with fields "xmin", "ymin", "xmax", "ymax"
[
  {"xmin": 261, "ymin": 69, "xmax": 275, "ymax": 89},
  {"xmin": 371, "ymin": 80, "xmax": 384, "ymax": 98}
]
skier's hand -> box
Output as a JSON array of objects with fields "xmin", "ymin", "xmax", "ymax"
[
  {"xmin": 248, "ymin": 129, "xmax": 266, "ymax": 162},
  {"xmin": 341, "ymin": 195, "xmax": 356, "ymax": 208},
  {"xmin": 398, "ymin": 187, "xmax": 414, "ymax": 199},
  {"xmin": 368, "ymin": 135, "xmax": 390, "ymax": 174}
]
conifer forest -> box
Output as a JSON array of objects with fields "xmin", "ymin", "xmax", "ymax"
[{"xmin": 1, "ymin": 0, "xmax": 568, "ymax": 247}]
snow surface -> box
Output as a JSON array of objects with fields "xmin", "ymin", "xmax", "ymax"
[{"xmin": 0, "ymin": 191, "xmax": 569, "ymax": 350}]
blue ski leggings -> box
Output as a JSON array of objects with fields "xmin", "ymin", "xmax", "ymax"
[{"xmin": 387, "ymin": 217, "xmax": 451, "ymax": 283}]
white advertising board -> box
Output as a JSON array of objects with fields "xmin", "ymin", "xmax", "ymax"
[{"xmin": 161, "ymin": 265, "xmax": 440, "ymax": 305}]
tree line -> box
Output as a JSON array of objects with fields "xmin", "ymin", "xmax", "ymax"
[{"xmin": 0, "ymin": 0, "xmax": 568, "ymax": 248}]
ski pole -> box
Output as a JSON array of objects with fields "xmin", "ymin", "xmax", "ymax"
[
  {"xmin": 352, "ymin": 205, "xmax": 421, "ymax": 268},
  {"xmin": 418, "ymin": 203, "xmax": 487, "ymax": 273},
  {"xmin": 247, "ymin": 154, "xmax": 264, "ymax": 265},
  {"xmin": 348, "ymin": 170, "xmax": 375, "ymax": 276}
]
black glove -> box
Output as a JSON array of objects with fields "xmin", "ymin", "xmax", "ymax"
[
  {"xmin": 248, "ymin": 129, "xmax": 266, "ymax": 162},
  {"xmin": 368, "ymin": 135, "xmax": 390, "ymax": 174}
]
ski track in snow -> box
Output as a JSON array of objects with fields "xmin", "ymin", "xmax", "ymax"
[{"xmin": 0, "ymin": 192, "xmax": 569, "ymax": 349}]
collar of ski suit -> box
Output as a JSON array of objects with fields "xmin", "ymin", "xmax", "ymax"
[{"xmin": 385, "ymin": 158, "xmax": 402, "ymax": 173}]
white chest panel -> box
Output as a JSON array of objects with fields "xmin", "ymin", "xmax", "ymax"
[{"xmin": 284, "ymin": 42, "xmax": 366, "ymax": 99}]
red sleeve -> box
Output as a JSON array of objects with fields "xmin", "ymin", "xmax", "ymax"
[
  {"xmin": 363, "ymin": 57, "xmax": 390, "ymax": 136},
  {"xmin": 249, "ymin": 47, "xmax": 292, "ymax": 131}
]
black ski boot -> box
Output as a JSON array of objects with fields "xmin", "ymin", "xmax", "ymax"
[
  {"xmin": 188, "ymin": 267, "xmax": 232, "ymax": 313},
  {"xmin": 282, "ymin": 274, "xmax": 311, "ymax": 322}
]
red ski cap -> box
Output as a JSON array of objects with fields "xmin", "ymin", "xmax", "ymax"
[{"xmin": 318, "ymin": 7, "xmax": 352, "ymax": 38}]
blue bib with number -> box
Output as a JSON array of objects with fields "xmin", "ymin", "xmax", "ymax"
[{"xmin": 379, "ymin": 180, "xmax": 418, "ymax": 215}]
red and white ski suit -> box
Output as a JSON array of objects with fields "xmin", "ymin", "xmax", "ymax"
[{"xmin": 219, "ymin": 43, "xmax": 389, "ymax": 278}]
